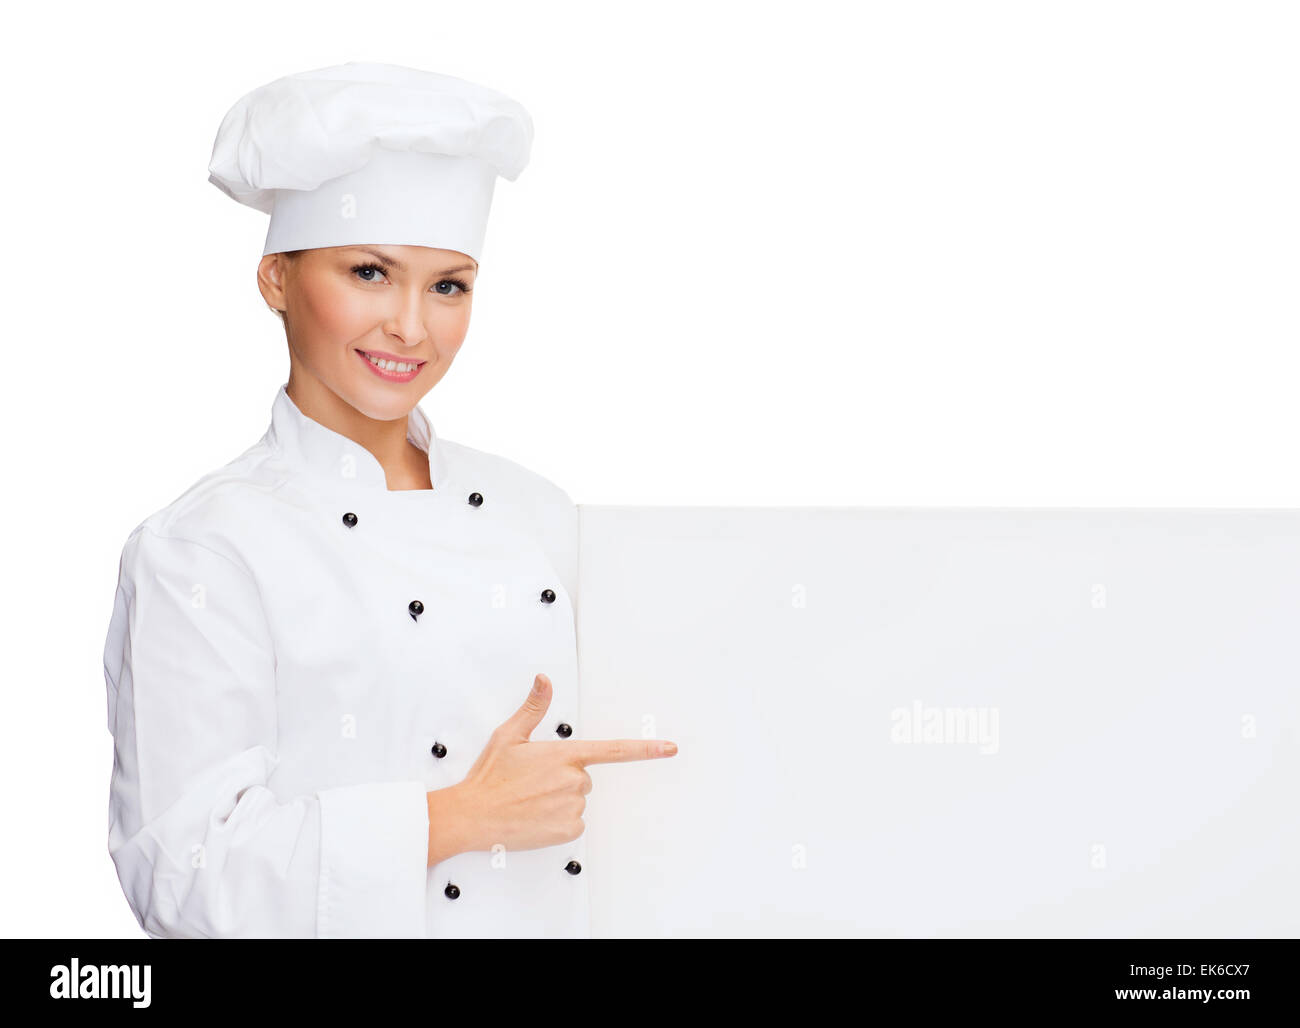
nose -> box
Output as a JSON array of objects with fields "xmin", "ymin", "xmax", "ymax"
[{"xmin": 381, "ymin": 286, "xmax": 430, "ymax": 348}]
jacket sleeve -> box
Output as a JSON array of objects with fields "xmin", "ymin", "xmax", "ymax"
[{"xmin": 103, "ymin": 523, "xmax": 430, "ymax": 938}]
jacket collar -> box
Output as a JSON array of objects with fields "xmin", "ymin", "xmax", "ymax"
[{"xmin": 267, "ymin": 382, "xmax": 450, "ymax": 492}]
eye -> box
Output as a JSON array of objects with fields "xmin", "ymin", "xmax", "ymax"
[
  {"xmin": 350, "ymin": 262, "xmax": 389, "ymax": 283},
  {"xmin": 433, "ymin": 277, "xmax": 472, "ymax": 297}
]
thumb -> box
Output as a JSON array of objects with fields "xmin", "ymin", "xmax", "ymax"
[{"xmin": 497, "ymin": 673, "xmax": 553, "ymax": 743}]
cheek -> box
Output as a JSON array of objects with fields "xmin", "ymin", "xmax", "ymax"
[
  {"xmin": 433, "ymin": 305, "xmax": 473, "ymax": 355},
  {"xmin": 298, "ymin": 278, "xmax": 375, "ymax": 340}
]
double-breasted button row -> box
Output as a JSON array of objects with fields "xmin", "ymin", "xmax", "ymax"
[
  {"xmin": 429, "ymin": 723, "xmax": 567, "ymax": 760},
  {"xmin": 342, "ymin": 495, "xmax": 559, "ymax": 615},
  {"xmin": 409, "ymin": 590, "xmax": 553, "ymax": 620},
  {"xmin": 340, "ymin": 492, "xmax": 579, "ymax": 884},
  {"xmin": 340, "ymin": 492, "xmax": 485, "ymax": 531},
  {"xmin": 443, "ymin": 860, "xmax": 581, "ymax": 900}
]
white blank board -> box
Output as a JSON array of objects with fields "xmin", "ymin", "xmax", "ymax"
[{"xmin": 575, "ymin": 507, "xmax": 1300, "ymax": 937}]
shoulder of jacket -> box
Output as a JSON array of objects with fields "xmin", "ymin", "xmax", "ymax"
[
  {"xmin": 116, "ymin": 438, "xmax": 278, "ymax": 574},
  {"xmin": 439, "ymin": 437, "xmax": 574, "ymax": 511}
]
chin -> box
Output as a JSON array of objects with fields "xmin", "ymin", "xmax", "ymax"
[{"xmin": 348, "ymin": 387, "xmax": 418, "ymax": 423}]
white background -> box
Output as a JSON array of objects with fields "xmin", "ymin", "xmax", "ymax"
[{"xmin": 0, "ymin": 0, "xmax": 1296, "ymax": 936}]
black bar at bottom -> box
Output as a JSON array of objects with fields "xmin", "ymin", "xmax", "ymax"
[{"xmin": 1, "ymin": 938, "xmax": 1292, "ymax": 1016}]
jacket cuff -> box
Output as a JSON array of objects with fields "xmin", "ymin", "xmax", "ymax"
[{"xmin": 317, "ymin": 780, "xmax": 429, "ymax": 938}]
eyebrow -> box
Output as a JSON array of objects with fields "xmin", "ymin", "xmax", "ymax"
[{"xmin": 347, "ymin": 247, "xmax": 476, "ymax": 276}]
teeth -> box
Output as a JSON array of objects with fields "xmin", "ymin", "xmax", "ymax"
[{"xmin": 366, "ymin": 353, "xmax": 419, "ymax": 373}]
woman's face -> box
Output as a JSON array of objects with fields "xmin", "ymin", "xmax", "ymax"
[{"xmin": 256, "ymin": 243, "xmax": 476, "ymax": 422}]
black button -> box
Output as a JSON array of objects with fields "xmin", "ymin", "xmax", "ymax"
[
  {"xmin": 468, "ymin": 492, "xmax": 484, "ymax": 507},
  {"xmin": 431, "ymin": 742, "xmax": 447, "ymax": 759},
  {"xmin": 556, "ymin": 722, "xmax": 572, "ymax": 738},
  {"xmin": 540, "ymin": 588, "xmax": 556, "ymax": 604},
  {"xmin": 342, "ymin": 512, "xmax": 358, "ymax": 528},
  {"xmin": 565, "ymin": 861, "xmax": 582, "ymax": 875},
  {"xmin": 444, "ymin": 883, "xmax": 460, "ymax": 900},
  {"xmin": 409, "ymin": 600, "xmax": 424, "ymax": 621}
]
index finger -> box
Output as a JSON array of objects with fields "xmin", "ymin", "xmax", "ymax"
[{"xmin": 566, "ymin": 738, "xmax": 678, "ymax": 766}]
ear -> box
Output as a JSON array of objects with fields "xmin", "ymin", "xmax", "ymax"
[{"xmin": 256, "ymin": 253, "xmax": 292, "ymax": 312}]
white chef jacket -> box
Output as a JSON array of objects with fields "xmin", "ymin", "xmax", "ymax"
[{"xmin": 103, "ymin": 382, "xmax": 589, "ymax": 938}]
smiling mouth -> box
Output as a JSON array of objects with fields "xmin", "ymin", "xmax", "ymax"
[
  {"xmin": 357, "ymin": 348, "xmax": 426, "ymax": 372},
  {"xmin": 355, "ymin": 348, "xmax": 427, "ymax": 382}
]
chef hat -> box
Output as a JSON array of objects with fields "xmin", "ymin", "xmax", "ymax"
[{"xmin": 207, "ymin": 62, "xmax": 534, "ymax": 263}]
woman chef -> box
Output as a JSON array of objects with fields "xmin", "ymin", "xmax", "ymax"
[{"xmin": 101, "ymin": 62, "xmax": 677, "ymax": 939}]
